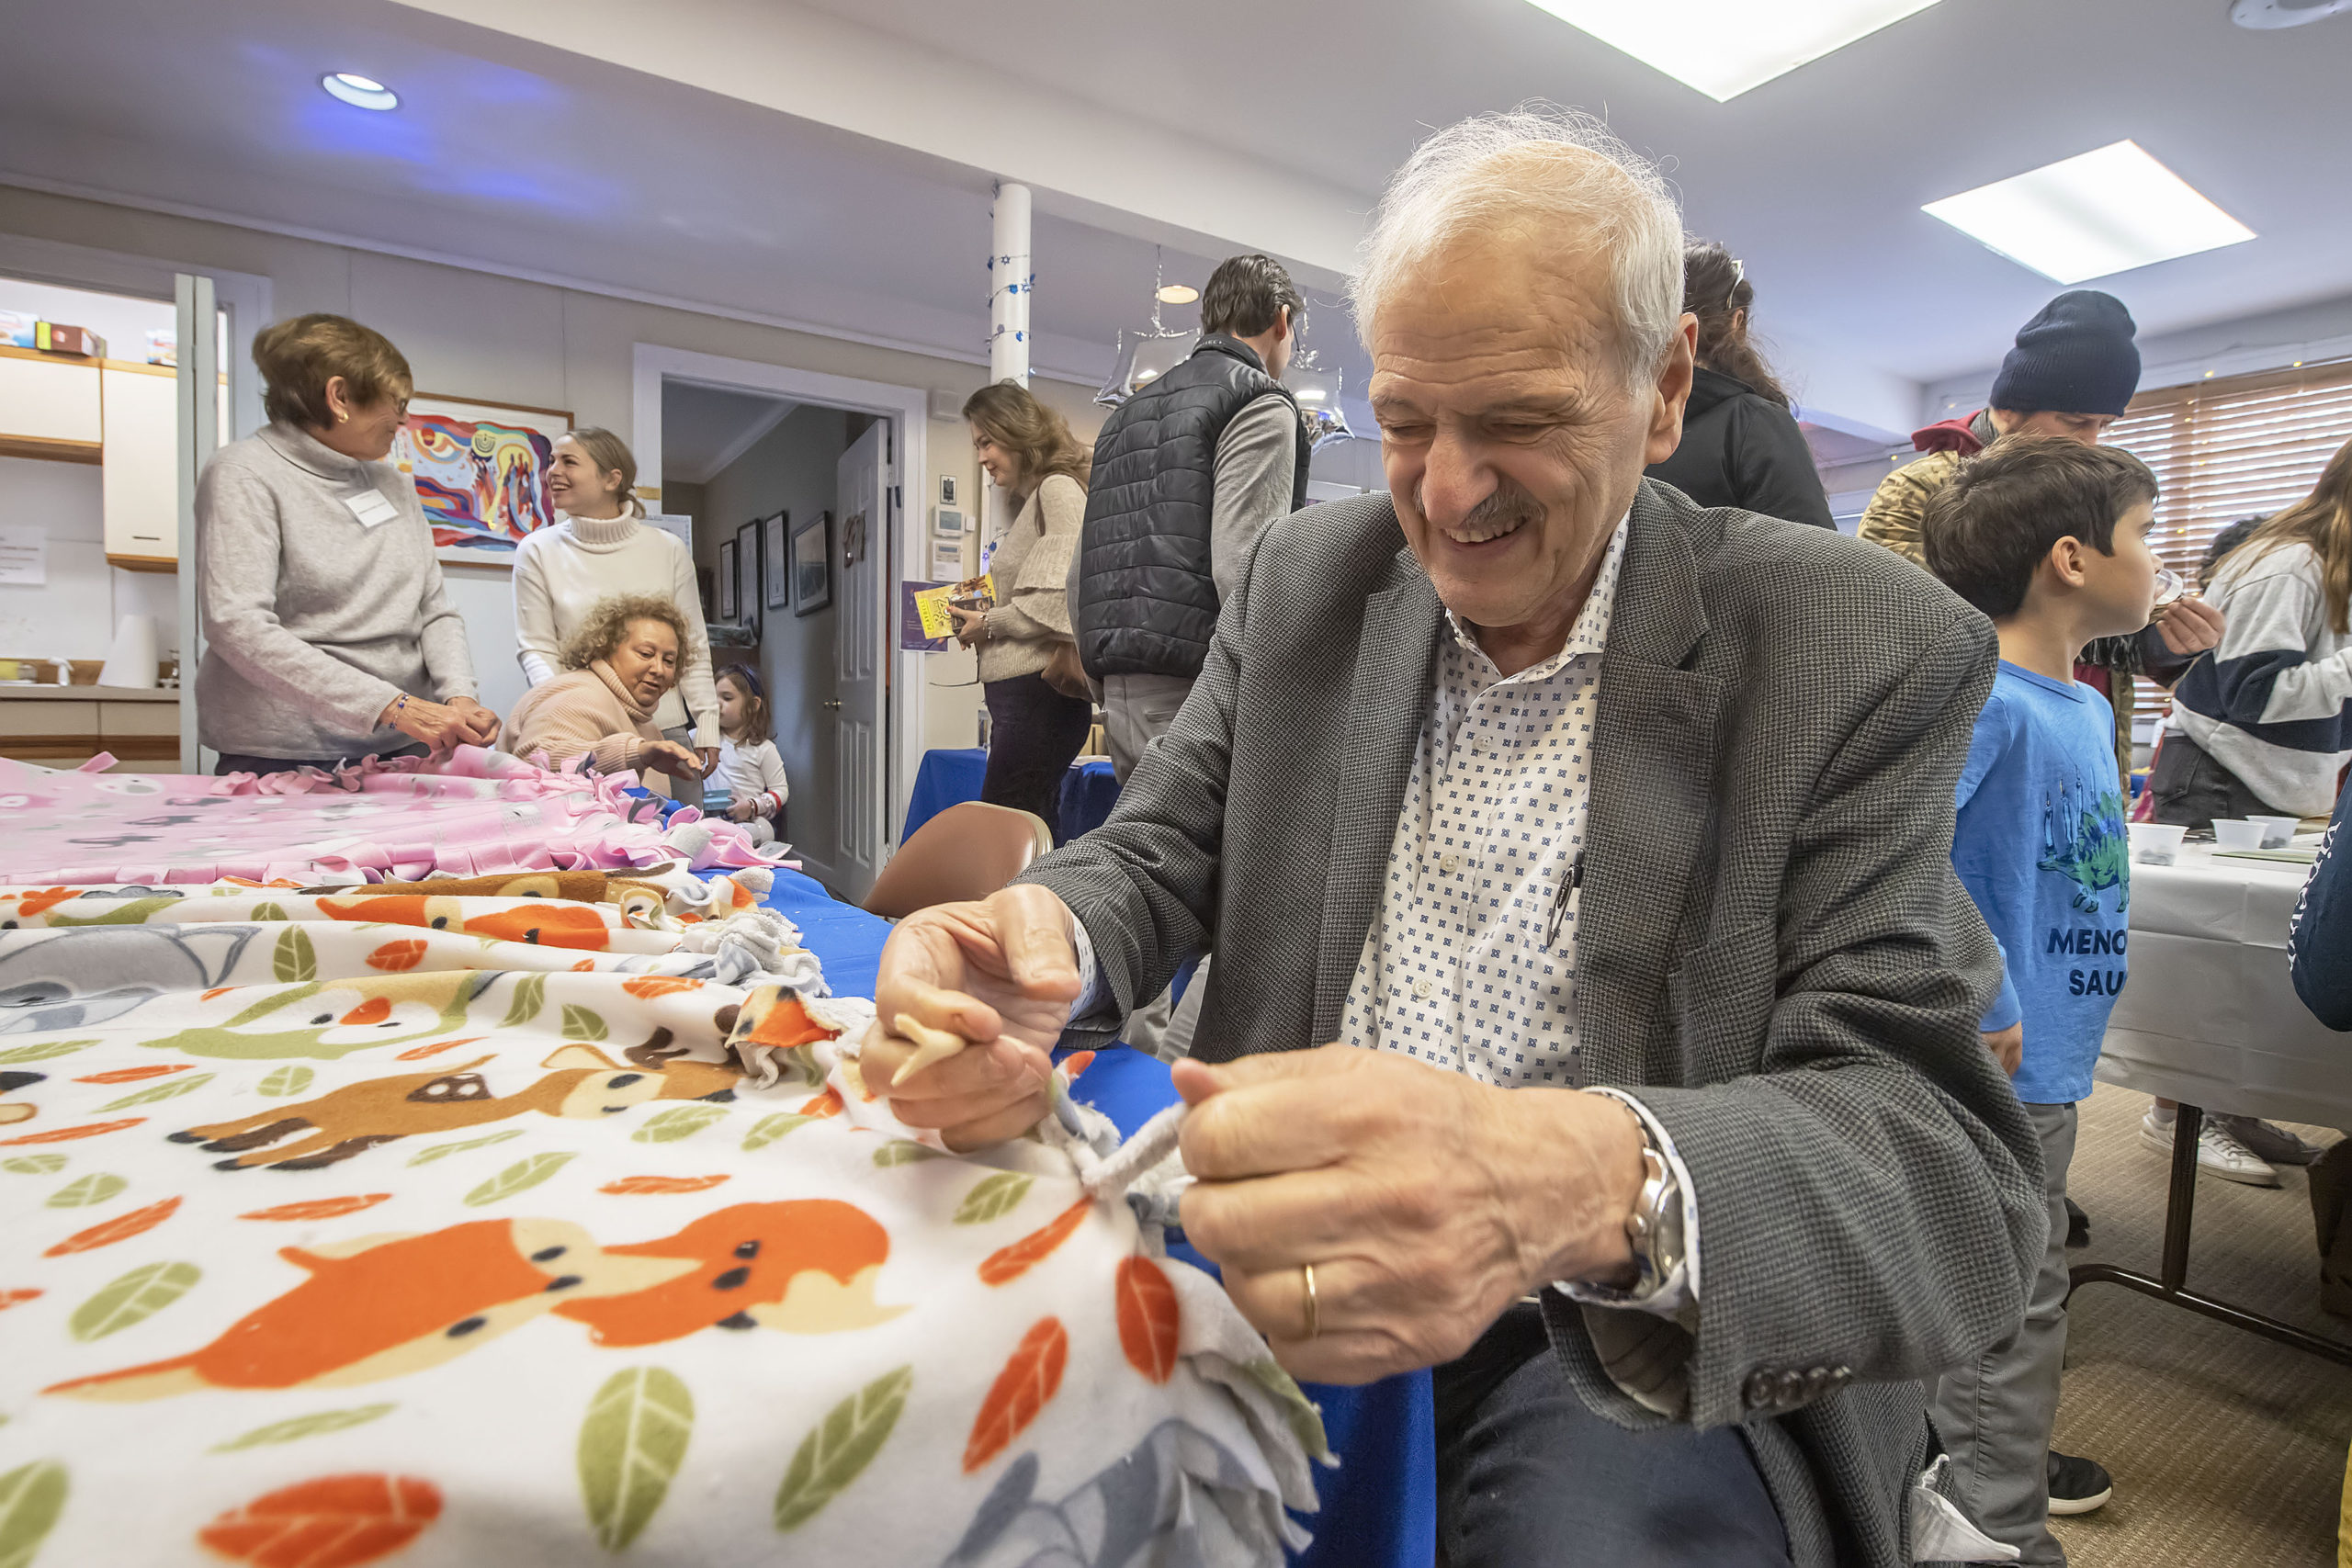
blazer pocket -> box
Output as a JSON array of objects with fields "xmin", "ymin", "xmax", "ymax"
[{"xmin": 1663, "ymin": 921, "xmax": 1779, "ymax": 1083}]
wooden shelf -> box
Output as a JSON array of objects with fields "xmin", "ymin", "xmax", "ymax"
[
  {"xmin": 0, "ymin": 433, "xmax": 101, "ymax": 465},
  {"xmin": 106, "ymin": 553, "xmax": 176, "ymax": 574}
]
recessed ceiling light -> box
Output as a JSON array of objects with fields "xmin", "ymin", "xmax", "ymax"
[
  {"xmin": 1921, "ymin": 140, "xmax": 2255, "ymax": 284},
  {"xmin": 321, "ymin": 72, "xmax": 399, "ymax": 111},
  {"xmin": 1523, "ymin": 0, "xmax": 1944, "ymax": 101},
  {"xmin": 1155, "ymin": 284, "xmax": 1199, "ymax": 305}
]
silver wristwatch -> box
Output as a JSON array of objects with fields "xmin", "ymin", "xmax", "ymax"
[{"xmin": 1623, "ymin": 1133, "xmax": 1687, "ymax": 1293}]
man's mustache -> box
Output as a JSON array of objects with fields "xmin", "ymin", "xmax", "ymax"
[{"xmin": 1414, "ymin": 479, "xmax": 1546, "ymax": 534}]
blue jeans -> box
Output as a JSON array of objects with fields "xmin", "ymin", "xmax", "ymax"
[{"xmin": 1435, "ymin": 1302, "xmax": 1792, "ymax": 1568}]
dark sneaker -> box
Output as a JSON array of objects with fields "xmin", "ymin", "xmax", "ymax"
[
  {"xmin": 2047, "ymin": 1450, "xmax": 2113, "ymax": 1516},
  {"xmin": 2064, "ymin": 1195, "xmax": 2090, "ymax": 1250}
]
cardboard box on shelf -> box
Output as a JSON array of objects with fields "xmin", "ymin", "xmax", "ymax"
[
  {"xmin": 0, "ymin": 311, "xmax": 33, "ymax": 349},
  {"xmin": 34, "ymin": 321, "xmax": 104, "ymax": 358},
  {"xmin": 144, "ymin": 329, "xmax": 177, "ymax": 367}
]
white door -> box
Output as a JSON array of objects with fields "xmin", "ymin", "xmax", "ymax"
[{"xmin": 831, "ymin": 422, "xmax": 889, "ymax": 902}]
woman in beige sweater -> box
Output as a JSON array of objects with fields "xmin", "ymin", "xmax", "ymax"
[
  {"xmin": 503, "ymin": 594, "xmax": 707, "ymax": 795},
  {"xmin": 947, "ymin": 381, "xmax": 1093, "ymax": 838}
]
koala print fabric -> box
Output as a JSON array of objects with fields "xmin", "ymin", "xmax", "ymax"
[
  {"xmin": 0, "ymin": 747, "xmax": 785, "ymax": 886},
  {"xmin": 0, "ymin": 882, "xmax": 1320, "ymax": 1567}
]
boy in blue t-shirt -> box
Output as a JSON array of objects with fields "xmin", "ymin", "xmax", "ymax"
[{"xmin": 1921, "ymin": 435, "xmax": 2162, "ymax": 1564}]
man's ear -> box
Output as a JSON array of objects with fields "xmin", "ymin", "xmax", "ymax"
[
  {"xmin": 2047, "ymin": 536, "xmax": 2091, "ymax": 589},
  {"xmin": 1643, "ymin": 317, "xmax": 1699, "ymax": 468}
]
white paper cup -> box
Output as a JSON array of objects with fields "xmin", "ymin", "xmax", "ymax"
[
  {"xmin": 2212, "ymin": 819, "xmax": 2264, "ymax": 851},
  {"xmin": 2245, "ymin": 815, "xmax": 2300, "ymax": 849},
  {"xmin": 2129, "ymin": 822, "xmax": 2188, "ymax": 865}
]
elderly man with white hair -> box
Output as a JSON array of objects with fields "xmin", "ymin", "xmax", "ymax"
[{"xmin": 866, "ymin": 109, "xmax": 2042, "ymax": 1565}]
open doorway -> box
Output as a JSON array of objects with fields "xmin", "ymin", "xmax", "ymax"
[{"xmin": 636, "ymin": 346, "xmax": 923, "ymax": 904}]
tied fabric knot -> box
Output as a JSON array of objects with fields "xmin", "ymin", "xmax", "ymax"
[{"xmin": 1040, "ymin": 1095, "xmax": 1193, "ymax": 1244}]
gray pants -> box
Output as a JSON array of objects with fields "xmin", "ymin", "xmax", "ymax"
[
  {"xmin": 1101, "ymin": 671, "xmax": 1204, "ymax": 1059},
  {"xmin": 1931, "ymin": 1100, "xmax": 2075, "ymax": 1564}
]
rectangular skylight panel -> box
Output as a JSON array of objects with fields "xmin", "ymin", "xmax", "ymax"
[
  {"xmin": 1922, "ymin": 141, "xmax": 2256, "ymax": 284},
  {"xmin": 1523, "ymin": 0, "xmax": 1945, "ymax": 101}
]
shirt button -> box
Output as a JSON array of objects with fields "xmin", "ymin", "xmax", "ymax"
[
  {"xmin": 1440, "ymin": 854, "xmax": 1460, "ymax": 874},
  {"xmin": 1413, "ymin": 978, "xmax": 1434, "ymax": 999}
]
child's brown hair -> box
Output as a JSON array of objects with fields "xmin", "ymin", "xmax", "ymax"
[{"xmin": 716, "ymin": 664, "xmax": 772, "ymax": 744}]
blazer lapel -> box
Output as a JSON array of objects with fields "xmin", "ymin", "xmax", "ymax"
[
  {"xmin": 1579, "ymin": 484, "xmax": 1727, "ymax": 1084},
  {"xmin": 1312, "ymin": 549, "xmax": 1442, "ymax": 1036}
]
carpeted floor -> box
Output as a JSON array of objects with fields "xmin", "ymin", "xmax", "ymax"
[{"xmin": 2051, "ymin": 1082, "xmax": 2350, "ymax": 1567}]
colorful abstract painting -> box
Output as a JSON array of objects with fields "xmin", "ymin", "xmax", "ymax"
[{"xmin": 390, "ymin": 395, "xmax": 572, "ymax": 565}]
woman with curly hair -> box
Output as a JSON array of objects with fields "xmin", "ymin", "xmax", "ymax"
[{"xmin": 501, "ymin": 593, "xmax": 707, "ymax": 793}]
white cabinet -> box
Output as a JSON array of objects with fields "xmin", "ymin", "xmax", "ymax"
[
  {"xmin": 0, "ymin": 349, "xmax": 102, "ymax": 457},
  {"xmin": 100, "ymin": 365, "xmax": 178, "ymax": 569}
]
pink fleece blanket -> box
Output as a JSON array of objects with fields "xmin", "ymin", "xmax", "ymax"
[{"xmin": 0, "ymin": 748, "xmax": 786, "ymax": 886}]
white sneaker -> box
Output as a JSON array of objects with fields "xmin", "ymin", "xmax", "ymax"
[{"xmin": 2140, "ymin": 1111, "xmax": 2282, "ymax": 1187}]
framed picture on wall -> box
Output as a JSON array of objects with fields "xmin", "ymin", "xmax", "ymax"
[
  {"xmin": 763, "ymin": 512, "xmax": 790, "ymax": 611},
  {"xmin": 792, "ymin": 511, "xmax": 832, "ymax": 616},
  {"xmin": 735, "ymin": 519, "xmax": 763, "ymax": 638},
  {"xmin": 390, "ymin": 393, "xmax": 573, "ymax": 566},
  {"xmin": 717, "ymin": 540, "xmax": 738, "ymax": 622}
]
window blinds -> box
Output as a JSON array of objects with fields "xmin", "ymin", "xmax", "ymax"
[{"xmin": 2106, "ymin": 358, "xmax": 2352, "ymax": 723}]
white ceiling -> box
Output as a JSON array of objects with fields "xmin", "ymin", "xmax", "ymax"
[
  {"xmin": 660, "ymin": 381, "xmax": 797, "ymax": 486},
  {"xmin": 2, "ymin": 0, "xmax": 2346, "ymax": 436}
]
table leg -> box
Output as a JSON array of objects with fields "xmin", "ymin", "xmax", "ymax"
[{"xmin": 2068, "ymin": 1102, "xmax": 2352, "ymax": 1367}]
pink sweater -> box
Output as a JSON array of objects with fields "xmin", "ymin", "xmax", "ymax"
[{"xmin": 503, "ymin": 662, "xmax": 672, "ymax": 791}]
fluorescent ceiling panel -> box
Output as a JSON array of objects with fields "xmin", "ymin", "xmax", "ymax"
[
  {"xmin": 1922, "ymin": 141, "xmax": 2256, "ymax": 284},
  {"xmin": 1523, "ymin": 0, "xmax": 1944, "ymax": 101}
]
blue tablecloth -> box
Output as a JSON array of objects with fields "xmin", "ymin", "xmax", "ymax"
[
  {"xmin": 741, "ymin": 866, "xmax": 1437, "ymax": 1568},
  {"xmin": 903, "ymin": 747, "xmax": 1122, "ymax": 846}
]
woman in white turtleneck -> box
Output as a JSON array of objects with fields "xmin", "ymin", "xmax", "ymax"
[{"xmin": 512, "ymin": 429, "xmax": 719, "ymax": 786}]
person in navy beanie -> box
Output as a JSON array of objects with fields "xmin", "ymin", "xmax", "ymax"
[{"xmin": 1990, "ymin": 291, "xmax": 2143, "ymax": 421}]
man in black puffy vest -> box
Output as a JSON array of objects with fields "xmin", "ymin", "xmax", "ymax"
[{"xmin": 1074, "ymin": 254, "xmax": 1312, "ymax": 783}]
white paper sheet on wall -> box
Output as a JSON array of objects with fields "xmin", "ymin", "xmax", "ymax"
[{"xmin": 0, "ymin": 526, "xmax": 46, "ymax": 586}]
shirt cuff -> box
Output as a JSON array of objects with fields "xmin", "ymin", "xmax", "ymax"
[
  {"xmin": 1554, "ymin": 1089, "xmax": 1701, "ymax": 1317},
  {"xmin": 1067, "ymin": 912, "xmax": 1110, "ymax": 1021}
]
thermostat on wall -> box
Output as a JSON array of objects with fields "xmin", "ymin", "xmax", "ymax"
[{"xmin": 933, "ymin": 507, "xmax": 967, "ymax": 537}]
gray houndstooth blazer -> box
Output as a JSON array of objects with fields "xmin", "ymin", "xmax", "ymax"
[{"xmin": 1019, "ymin": 478, "xmax": 2045, "ymax": 1566}]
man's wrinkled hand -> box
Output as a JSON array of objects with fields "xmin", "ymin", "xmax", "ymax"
[
  {"xmin": 1172, "ymin": 1047, "xmax": 1645, "ymax": 1386},
  {"xmin": 865, "ymin": 885, "xmax": 1083, "ymax": 1150}
]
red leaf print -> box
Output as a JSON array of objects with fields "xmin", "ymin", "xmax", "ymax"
[
  {"xmin": 198, "ymin": 1473, "xmax": 442, "ymax": 1568},
  {"xmin": 0, "ymin": 1288, "xmax": 41, "ymax": 1312},
  {"xmin": 392, "ymin": 1037, "xmax": 485, "ymax": 1062},
  {"xmin": 75, "ymin": 1064, "xmax": 190, "ymax": 1084},
  {"xmin": 1059, "ymin": 1051, "xmax": 1096, "ymax": 1082},
  {"xmin": 978, "ymin": 1199, "xmax": 1091, "ymax": 1287},
  {"xmin": 45, "ymin": 1195, "xmax": 181, "ymax": 1257},
  {"xmin": 797, "ymin": 1088, "xmax": 844, "ymax": 1119},
  {"xmin": 240, "ymin": 1195, "xmax": 392, "ymax": 1223},
  {"xmin": 1115, "ymin": 1256, "xmax": 1181, "ymax": 1384},
  {"xmin": 204, "ymin": 987, "xmax": 236, "ymax": 1001},
  {"xmin": 365, "ymin": 940, "xmax": 428, "ymax": 973},
  {"xmin": 2, "ymin": 1117, "xmax": 143, "ymax": 1145},
  {"xmin": 571, "ymin": 958, "xmax": 597, "ymax": 972},
  {"xmin": 17, "ymin": 887, "xmax": 79, "ymax": 917},
  {"xmin": 621, "ymin": 975, "xmax": 704, "ymax": 999},
  {"xmin": 964, "ymin": 1316, "xmax": 1069, "ymax": 1472},
  {"xmin": 598, "ymin": 1174, "xmax": 731, "ymax": 1195}
]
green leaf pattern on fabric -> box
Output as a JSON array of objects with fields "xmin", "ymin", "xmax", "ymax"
[
  {"xmin": 871, "ymin": 1142, "xmax": 944, "ymax": 1168},
  {"xmin": 211, "ymin": 1404, "xmax": 396, "ymax": 1453},
  {"xmin": 501, "ymin": 973, "xmax": 548, "ymax": 1029},
  {"xmin": 953, "ymin": 1173, "xmax": 1034, "ymax": 1226},
  {"xmin": 578, "ymin": 1368, "xmax": 694, "ymax": 1551},
  {"xmin": 740, "ymin": 1114, "xmax": 813, "ymax": 1152},
  {"xmin": 96, "ymin": 1072, "xmax": 215, "ymax": 1111},
  {"xmin": 249, "ymin": 902, "xmax": 288, "ymax": 922},
  {"xmin": 272, "ymin": 925, "xmax": 317, "ymax": 984},
  {"xmin": 0, "ymin": 1459, "xmax": 68, "ymax": 1568},
  {"xmin": 256, "ymin": 1065, "xmax": 315, "ymax": 1098},
  {"xmin": 772, "ymin": 1367, "xmax": 911, "ymax": 1531},
  {"xmin": 559, "ymin": 1004, "xmax": 609, "ymax": 1043},
  {"xmin": 463, "ymin": 1152, "xmax": 576, "ymax": 1206},
  {"xmin": 0, "ymin": 1041, "xmax": 95, "ymax": 1066},
  {"xmin": 1239, "ymin": 1357, "xmax": 1330, "ymax": 1461},
  {"xmin": 1, "ymin": 1156, "xmax": 67, "ymax": 1176},
  {"xmin": 44, "ymin": 1174, "xmax": 125, "ymax": 1209},
  {"xmin": 406, "ymin": 1128, "xmax": 526, "ymax": 1168},
  {"xmin": 69, "ymin": 1261, "xmax": 200, "ymax": 1342},
  {"xmin": 630, "ymin": 1106, "xmax": 727, "ymax": 1145}
]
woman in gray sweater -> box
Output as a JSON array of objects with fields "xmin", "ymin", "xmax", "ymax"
[
  {"xmin": 196, "ymin": 314, "xmax": 500, "ymax": 774},
  {"xmin": 948, "ymin": 382, "xmax": 1092, "ymax": 839}
]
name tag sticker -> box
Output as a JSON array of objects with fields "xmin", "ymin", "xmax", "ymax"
[{"xmin": 345, "ymin": 490, "xmax": 401, "ymax": 528}]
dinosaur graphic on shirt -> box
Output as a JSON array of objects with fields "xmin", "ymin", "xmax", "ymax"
[{"xmin": 2039, "ymin": 778, "xmax": 2130, "ymax": 915}]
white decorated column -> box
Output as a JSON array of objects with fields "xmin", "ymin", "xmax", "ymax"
[{"xmin": 989, "ymin": 181, "xmax": 1032, "ymax": 387}]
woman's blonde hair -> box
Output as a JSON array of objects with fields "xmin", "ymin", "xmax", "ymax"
[
  {"xmin": 962, "ymin": 380, "xmax": 1091, "ymax": 491},
  {"xmin": 2218, "ymin": 435, "xmax": 2352, "ymax": 635},
  {"xmin": 560, "ymin": 593, "xmax": 694, "ymax": 672},
  {"xmin": 252, "ymin": 313, "xmax": 413, "ymax": 430},
  {"xmin": 559, "ymin": 427, "xmax": 642, "ymax": 517}
]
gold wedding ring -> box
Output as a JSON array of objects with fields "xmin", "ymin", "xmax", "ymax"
[{"xmin": 1301, "ymin": 1261, "xmax": 1320, "ymax": 1341}]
